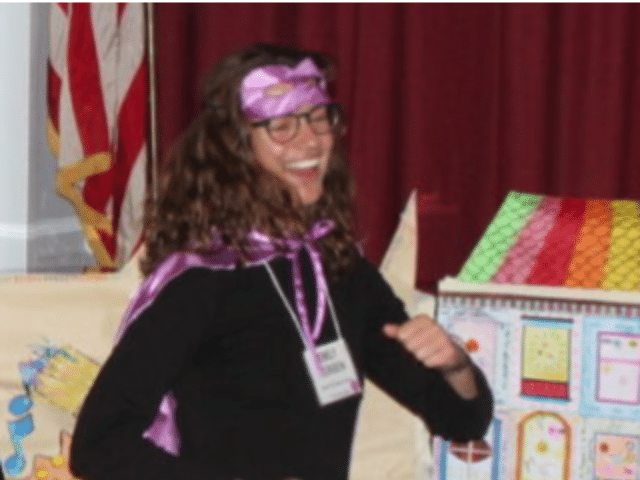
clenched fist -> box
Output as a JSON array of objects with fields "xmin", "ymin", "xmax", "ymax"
[{"xmin": 382, "ymin": 314, "xmax": 469, "ymax": 373}]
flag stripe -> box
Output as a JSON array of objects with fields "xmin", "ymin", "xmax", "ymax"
[
  {"xmin": 117, "ymin": 3, "xmax": 127, "ymax": 22},
  {"xmin": 116, "ymin": 4, "xmax": 146, "ymax": 113},
  {"xmin": 58, "ymin": 67, "xmax": 84, "ymax": 169},
  {"xmin": 67, "ymin": 3, "xmax": 110, "ymax": 155},
  {"xmin": 47, "ymin": 62, "xmax": 62, "ymax": 131},
  {"xmin": 91, "ymin": 3, "xmax": 118, "ymax": 135},
  {"xmin": 49, "ymin": 3, "xmax": 69, "ymax": 78},
  {"xmin": 117, "ymin": 146, "xmax": 147, "ymax": 261},
  {"xmin": 112, "ymin": 56, "xmax": 148, "ymax": 243}
]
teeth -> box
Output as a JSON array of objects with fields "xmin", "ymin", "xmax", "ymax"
[{"xmin": 286, "ymin": 159, "xmax": 319, "ymax": 170}]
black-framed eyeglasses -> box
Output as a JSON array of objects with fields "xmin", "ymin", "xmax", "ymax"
[{"xmin": 251, "ymin": 103, "xmax": 342, "ymax": 144}]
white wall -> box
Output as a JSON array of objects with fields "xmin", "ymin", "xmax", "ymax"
[
  {"xmin": 0, "ymin": 3, "xmax": 92, "ymax": 273},
  {"xmin": 0, "ymin": 3, "xmax": 31, "ymax": 272}
]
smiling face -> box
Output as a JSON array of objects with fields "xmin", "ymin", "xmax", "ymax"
[{"xmin": 249, "ymin": 106, "xmax": 335, "ymax": 206}]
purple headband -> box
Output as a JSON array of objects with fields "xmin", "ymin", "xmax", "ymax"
[{"xmin": 240, "ymin": 58, "xmax": 332, "ymax": 120}]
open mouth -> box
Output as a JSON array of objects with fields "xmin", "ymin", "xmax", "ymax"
[
  {"xmin": 285, "ymin": 159, "xmax": 320, "ymax": 171},
  {"xmin": 284, "ymin": 159, "xmax": 322, "ymax": 182}
]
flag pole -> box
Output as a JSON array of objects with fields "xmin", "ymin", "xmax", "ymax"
[{"xmin": 146, "ymin": 2, "xmax": 159, "ymax": 202}]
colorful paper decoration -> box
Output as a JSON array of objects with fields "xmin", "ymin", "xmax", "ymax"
[
  {"xmin": 458, "ymin": 192, "xmax": 640, "ymax": 291},
  {"xmin": 15, "ymin": 431, "xmax": 77, "ymax": 480},
  {"xmin": 19, "ymin": 342, "xmax": 100, "ymax": 417}
]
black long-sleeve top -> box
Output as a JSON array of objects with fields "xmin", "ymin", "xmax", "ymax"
[{"xmin": 70, "ymin": 253, "xmax": 493, "ymax": 480}]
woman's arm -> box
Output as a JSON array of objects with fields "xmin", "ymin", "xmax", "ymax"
[
  {"xmin": 70, "ymin": 269, "xmax": 219, "ymax": 480},
  {"xmin": 357, "ymin": 257, "xmax": 493, "ymax": 441}
]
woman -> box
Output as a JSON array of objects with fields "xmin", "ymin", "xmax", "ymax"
[{"xmin": 70, "ymin": 43, "xmax": 493, "ymax": 480}]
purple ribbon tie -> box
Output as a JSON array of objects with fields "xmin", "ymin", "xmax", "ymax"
[{"xmin": 248, "ymin": 221, "xmax": 334, "ymax": 375}]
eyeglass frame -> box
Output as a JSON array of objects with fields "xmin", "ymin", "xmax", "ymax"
[{"xmin": 249, "ymin": 103, "xmax": 342, "ymax": 144}]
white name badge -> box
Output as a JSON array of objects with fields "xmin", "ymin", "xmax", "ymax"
[{"xmin": 303, "ymin": 338, "xmax": 362, "ymax": 406}]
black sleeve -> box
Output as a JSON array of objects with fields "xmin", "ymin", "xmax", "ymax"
[
  {"xmin": 357, "ymin": 256, "xmax": 494, "ymax": 441},
  {"xmin": 70, "ymin": 269, "xmax": 220, "ymax": 480}
]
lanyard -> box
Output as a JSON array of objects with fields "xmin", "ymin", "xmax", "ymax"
[{"xmin": 264, "ymin": 262, "xmax": 343, "ymax": 373}]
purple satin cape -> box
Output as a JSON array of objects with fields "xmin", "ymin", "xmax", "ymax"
[{"xmin": 115, "ymin": 220, "xmax": 335, "ymax": 456}]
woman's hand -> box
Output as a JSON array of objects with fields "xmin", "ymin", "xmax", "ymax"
[
  {"xmin": 382, "ymin": 314, "xmax": 478, "ymax": 399},
  {"xmin": 382, "ymin": 314, "xmax": 468, "ymax": 371}
]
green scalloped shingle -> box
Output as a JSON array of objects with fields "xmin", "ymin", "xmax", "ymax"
[{"xmin": 458, "ymin": 192, "xmax": 543, "ymax": 282}]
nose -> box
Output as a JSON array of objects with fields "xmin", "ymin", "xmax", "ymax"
[{"xmin": 293, "ymin": 117, "xmax": 321, "ymax": 148}]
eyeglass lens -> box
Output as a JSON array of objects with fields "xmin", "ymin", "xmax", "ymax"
[{"xmin": 266, "ymin": 105, "xmax": 337, "ymax": 143}]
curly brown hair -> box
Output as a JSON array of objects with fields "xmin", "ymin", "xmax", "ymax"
[{"xmin": 140, "ymin": 43, "xmax": 357, "ymax": 278}]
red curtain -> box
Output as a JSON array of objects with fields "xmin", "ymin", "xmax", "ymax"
[{"xmin": 154, "ymin": 3, "xmax": 640, "ymax": 291}]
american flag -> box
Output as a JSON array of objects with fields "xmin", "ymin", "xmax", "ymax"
[{"xmin": 47, "ymin": 3, "xmax": 148, "ymax": 270}]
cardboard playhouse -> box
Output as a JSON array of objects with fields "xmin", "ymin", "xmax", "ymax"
[{"xmin": 432, "ymin": 192, "xmax": 640, "ymax": 480}]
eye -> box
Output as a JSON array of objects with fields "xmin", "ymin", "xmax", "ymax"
[
  {"xmin": 309, "ymin": 107, "xmax": 330, "ymax": 124},
  {"xmin": 268, "ymin": 116, "xmax": 297, "ymax": 132}
]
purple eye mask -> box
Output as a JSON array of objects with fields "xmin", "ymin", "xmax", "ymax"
[{"xmin": 240, "ymin": 58, "xmax": 332, "ymax": 121}]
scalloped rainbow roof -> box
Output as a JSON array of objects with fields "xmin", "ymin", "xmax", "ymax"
[{"xmin": 458, "ymin": 191, "xmax": 640, "ymax": 291}]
